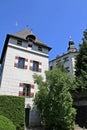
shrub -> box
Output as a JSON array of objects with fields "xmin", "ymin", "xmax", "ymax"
[
  {"xmin": 0, "ymin": 115, "xmax": 16, "ymax": 130},
  {"xmin": 0, "ymin": 96, "xmax": 25, "ymax": 130}
]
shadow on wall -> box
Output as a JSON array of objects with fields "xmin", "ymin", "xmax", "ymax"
[
  {"xmin": 75, "ymin": 106, "xmax": 87, "ymax": 128},
  {"xmin": 25, "ymin": 104, "xmax": 42, "ymax": 129}
]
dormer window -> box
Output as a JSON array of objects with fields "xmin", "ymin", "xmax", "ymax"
[
  {"xmin": 17, "ymin": 40, "xmax": 22, "ymax": 46},
  {"xmin": 26, "ymin": 34, "xmax": 36, "ymax": 42},
  {"xmin": 38, "ymin": 46, "xmax": 42, "ymax": 51}
]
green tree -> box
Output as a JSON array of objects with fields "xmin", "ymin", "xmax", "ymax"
[
  {"xmin": 0, "ymin": 115, "xmax": 16, "ymax": 130},
  {"xmin": 56, "ymin": 60, "xmax": 66, "ymax": 73},
  {"xmin": 33, "ymin": 68, "xmax": 76, "ymax": 130},
  {"xmin": 75, "ymin": 29, "xmax": 87, "ymax": 90}
]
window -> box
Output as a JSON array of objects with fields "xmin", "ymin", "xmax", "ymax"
[
  {"xmin": 50, "ymin": 66, "xmax": 53, "ymax": 70},
  {"xmin": 38, "ymin": 46, "xmax": 42, "ymax": 51},
  {"xmin": 18, "ymin": 57, "xmax": 25, "ymax": 69},
  {"xmin": 65, "ymin": 67, "xmax": 70, "ymax": 72},
  {"xmin": 26, "ymin": 35, "xmax": 36, "ymax": 42},
  {"xmin": 17, "ymin": 40, "xmax": 22, "ymax": 46},
  {"xmin": 63, "ymin": 57, "xmax": 69, "ymax": 62},
  {"xmin": 14, "ymin": 56, "xmax": 28, "ymax": 69},
  {"xmin": 19, "ymin": 83, "xmax": 34, "ymax": 97},
  {"xmin": 29, "ymin": 60, "xmax": 42, "ymax": 72},
  {"xmin": 23, "ymin": 84, "xmax": 31, "ymax": 97},
  {"xmin": 28, "ymin": 44, "xmax": 32, "ymax": 48},
  {"xmin": 33, "ymin": 61, "xmax": 39, "ymax": 72}
]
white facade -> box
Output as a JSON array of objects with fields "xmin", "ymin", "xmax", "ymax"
[{"xmin": 0, "ymin": 29, "xmax": 51, "ymax": 127}]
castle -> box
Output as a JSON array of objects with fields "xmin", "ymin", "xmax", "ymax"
[
  {"xmin": 0, "ymin": 29, "xmax": 51, "ymax": 127},
  {"xmin": 0, "ymin": 29, "xmax": 78, "ymax": 128}
]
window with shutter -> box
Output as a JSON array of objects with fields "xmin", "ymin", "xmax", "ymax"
[
  {"xmin": 23, "ymin": 84, "xmax": 30, "ymax": 96},
  {"xmin": 33, "ymin": 61, "xmax": 39, "ymax": 72},
  {"xmin": 18, "ymin": 57, "xmax": 25, "ymax": 68},
  {"xmin": 14, "ymin": 56, "xmax": 28, "ymax": 69},
  {"xmin": 20, "ymin": 83, "xmax": 34, "ymax": 97},
  {"xmin": 29, "ymin": 60, "xmax": 42, "ymax": 72}
]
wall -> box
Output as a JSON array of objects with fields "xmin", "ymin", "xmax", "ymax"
[{"xmin": 0, "ymin": 38, "xmax": 49, "ymax": 127}]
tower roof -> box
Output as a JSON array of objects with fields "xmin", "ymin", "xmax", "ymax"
[{"xmin": 67, "ymin": 39, "xmax": 77, "ymax": 52}]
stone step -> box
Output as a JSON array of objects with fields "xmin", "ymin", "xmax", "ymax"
[{"xmin": 74, "ymin": 125, "xmax": 86, "ymax": 130}]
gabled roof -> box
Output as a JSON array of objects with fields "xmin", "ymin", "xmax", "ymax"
[
  {"xmin": 0, "ymin": 29, "xmax": 51, "ymax": 63},
  {"xmin": 12, "ymin": 29, "xmax": 51, "ymax": 49}
]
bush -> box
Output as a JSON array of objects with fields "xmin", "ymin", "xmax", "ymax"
[
  {"xmin": 0, "ymin": 115, "xmax": 16, "ymax": 130},
  {"xmin": 0, "ymin": 96, "xmax": 25, "ymax": 130}
]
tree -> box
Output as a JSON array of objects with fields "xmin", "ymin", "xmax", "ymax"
[
  {"xmin": 75, "ymin": 29, "xmax": 87, "ymax": 90},
  {"xmin": 33, "ymin": 67, "xmax": 76, "ymax": 130},
  {"xmin": 0, "ymin": 115, "xmax": 16, "ymax": 130}
]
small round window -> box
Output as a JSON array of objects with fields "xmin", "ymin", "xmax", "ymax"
[{"xmin": 26, "ymin": 34, "xmax": 36, "ymax": 42}]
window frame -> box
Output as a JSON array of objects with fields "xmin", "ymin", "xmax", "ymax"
[
  {"xmin": 17, "ymin": 40, "xmax": 22, "ymax": 46},
  {"xmin": 18, "ymin": 57, "xmax": 25, "ymax": 69},
  {"xmin": 23, "ymin": 84, "xmax": 31, "ymax": 97},
  {"xmin": 33, "ymin": 61, "xmax": 39, "ymax": 72},
  {"xmin": 63, "ymin": 57, "xmax": 69, "ymax": 62},
  {"xmin": 65, "ymin": 66, "xmax": 70, "ymax": 72},
  {"xmin": 38, "ymin": 46, "xmax": 42, "ymax": 52}
]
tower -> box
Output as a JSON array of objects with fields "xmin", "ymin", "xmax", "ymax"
[{"xmin": 0, "ymin": 29, "xmax": 51, "ymax": 128}]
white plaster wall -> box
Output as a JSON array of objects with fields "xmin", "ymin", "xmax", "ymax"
[
  {"xmin": 49, "ymin": 52, "xmax": 77, "ymax": 75},
  {"xmin": 0, "ymin": 44, "xmax": 49, "ymax": 95},
  {"xmin": 9, "ymin": 38, "xmax": 49, "ymax": 54},
  {"xmin": 0, "ymin": 37, "xmax": 50, "ymax": 127}
]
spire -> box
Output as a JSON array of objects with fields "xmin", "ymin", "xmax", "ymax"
[{"xmin": 67, "ymin": 39, "xmax": 77, "ymax": 52}]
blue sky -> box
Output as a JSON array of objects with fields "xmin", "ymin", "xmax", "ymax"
[{"xmin": 0, "ymin": 0, "xmax": 87, "ymax": 60}]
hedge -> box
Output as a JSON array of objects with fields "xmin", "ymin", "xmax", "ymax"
[
  {"xmin": 0, "ymin": 96, "xmax": 25, "ymax": 130},
  {"xmin": 0, "ymin": 115, "xmax": 16, "ymax": 130}
]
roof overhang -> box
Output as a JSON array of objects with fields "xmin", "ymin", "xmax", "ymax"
[{"xmin": 0, "ymin": 34, "xmax": 52, "ymax": 63}]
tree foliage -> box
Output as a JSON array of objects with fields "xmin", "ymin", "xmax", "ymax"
[
  {"xmin": 75, "ymin": 29, "xmax": 87, "ymax": 90},
  {"xmin": 0, "ymin": 115, "xmax": 16, "ymax": 130},
  {"xmin": 33, "ymin": 68, "xmax": 76, "ymax": 130}
]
